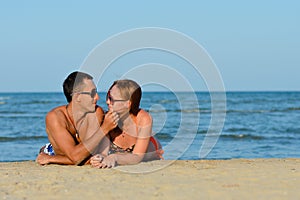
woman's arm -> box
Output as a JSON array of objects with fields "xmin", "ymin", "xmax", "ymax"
[{"xmin": 93, "ymin": 110, "xmax": 153, "ymax": 168}]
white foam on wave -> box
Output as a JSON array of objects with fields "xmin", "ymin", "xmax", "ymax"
[{"xmin": 0, "ymin": 96, "xmax": 10, "ymax": 100}]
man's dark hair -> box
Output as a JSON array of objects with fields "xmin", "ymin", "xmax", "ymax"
[{"xmin": 63, "ymin": 71, "xmax": 93, "ymax": 103}]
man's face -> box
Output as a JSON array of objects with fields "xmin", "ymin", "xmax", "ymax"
[{"xmin": 76, "ymin": 79, "xmax": 99, "ymax": 112}]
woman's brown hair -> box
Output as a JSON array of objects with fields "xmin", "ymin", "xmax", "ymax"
[{"xmin": 107, "ymin": 79, "xmax": 141, "ymax": 116}]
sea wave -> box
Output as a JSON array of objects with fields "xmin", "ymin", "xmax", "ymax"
[
  {"xmin": 226, "ymin": 109, "xmax": 268, "ymax": 114},
  {"xmin": 0, "ymin": 114, "xmax": 44, "ymax": 118},
  {"xmin": 0, "ymin": 96, "xmax": 10, "ymax": 100},
  {"xmin": 285, "ymin": 127, "xmax": 300, "ymax": 134},
  {"xmin": 155, "ymin": 133, "xmax": 173, "ymax": 140},
  {"xmin": 224, "ymin": 127, "xmax": 256, "ymax": 133},
  {"xmin": 0, "ymin": 135, "xmax": 47, "ymax": 142},
  {"xmin": 158, "ymin": 99, "xmax": 178, "ymax": 104},
  {"xmin": 220, "ymin": 134, "xmax": 265, "ymax": 140},
  {"xmin": 226, "ymin": 107, "xmax": 300, "ymax": 114},
  {"xmin": 148, "ymin": 108, "xmax": 201, "ymax": 113},
  {"xmin": 0, "ymin": 111, "xmax": 27, "ymax": 114},
  {"xmin": 286, "ymin": 107, "xmax": 300, "ymax": 111},
  {"xmin": 21, "ymin": 100, "xmax": 63, "ymax": 105},
  {"xmin": 220, "ymin": 134, "xmax": 299, "ymax": 141}
]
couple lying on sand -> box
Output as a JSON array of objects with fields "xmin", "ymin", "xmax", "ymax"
[{"xmin": 36, "ymin": 71, "xmax": 164, "ymax": 168}]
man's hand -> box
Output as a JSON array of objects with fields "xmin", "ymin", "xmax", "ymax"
[
  {"xmin": 91, "ymin": 154, "xmax": 117, "ymax": 168},
  {"xmin": 36, "ymin": 152, "xmax": 51, "ymax": 165},
  {"xmin": 90, "ymin": 154, "xmax": 104, "ymax": 168}
]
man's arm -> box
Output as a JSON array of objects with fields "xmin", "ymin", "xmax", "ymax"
[
  {"xmin": 39, "ymin": 108, "xmax": 116, "ymax": 165},
  {"xmin": 36, "ymin": 152, "xmax": 75, "ymax": 165}
]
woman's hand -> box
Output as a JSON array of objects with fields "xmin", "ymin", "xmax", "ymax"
[
  {"xmin": 100, "ymin": 154, "xmax": 117, "ymax": 168},
  {"xmin": 101, "ymin": 111, "xmax": 119, "ymax": 134}
]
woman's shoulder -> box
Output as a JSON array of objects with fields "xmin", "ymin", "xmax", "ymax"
[{"xmin": 136, "ymin": 109, "xmax": 152, "ymax": 125}]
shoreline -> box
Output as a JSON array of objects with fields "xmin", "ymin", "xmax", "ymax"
[{"xmin": 1, "ymin": 158, "xmax": 300, "ymax": 199}]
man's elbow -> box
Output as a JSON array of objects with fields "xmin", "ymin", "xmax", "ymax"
[{"xmin": 68, "ymin": 155, "xmax": 86, "ymax": 166}]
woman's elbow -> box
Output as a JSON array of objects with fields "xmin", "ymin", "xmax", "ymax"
[{"xmin": 132, "ymin": 153, "xmax": 144, "ymax": 164}]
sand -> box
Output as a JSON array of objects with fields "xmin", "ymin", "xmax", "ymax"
[{"xmin": 1, "ymin": 158, "xmax": 299, "ymax": 199}]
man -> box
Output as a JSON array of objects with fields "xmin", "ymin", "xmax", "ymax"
[{"xmin": 36, "ymin": 71, "xmax": 119, "ymax": 165}]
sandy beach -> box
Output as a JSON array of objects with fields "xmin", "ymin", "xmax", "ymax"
[{"xmin": 1, "ymin": 159, "xmax": 299, "ymax": 199}]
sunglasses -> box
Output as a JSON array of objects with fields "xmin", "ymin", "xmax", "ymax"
[
  {"xmin": 72, "ymin": 88, "xmax": 98, "ymax": 98},
  {"xmin": 106, "ymin": 91, "xmax": 128, "ymax": 105}
]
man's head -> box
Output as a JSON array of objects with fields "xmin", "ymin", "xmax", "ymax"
[{"xmin": 63, "ymin": 71, "xmax": 93, "ymax": 103}]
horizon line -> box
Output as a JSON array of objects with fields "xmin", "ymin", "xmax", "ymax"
[{"xmin": 0, "ymin": 90, "xmax": 299, "ymax": 93}]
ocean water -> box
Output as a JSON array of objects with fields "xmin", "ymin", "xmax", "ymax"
[{"xmin": 0, "ymin": 92, "xmax": 299, "ymax": 162}]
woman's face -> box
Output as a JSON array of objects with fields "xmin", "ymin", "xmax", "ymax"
[{"xmin": 106, "ymin": 85, "xmax": 129, "ymax": 113}]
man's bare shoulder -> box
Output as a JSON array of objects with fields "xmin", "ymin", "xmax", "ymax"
[
  {"xmin": 86, "ymin": 105, "xmax": 105, "ymax": 123},
  {"xmin": 46, "ymin": 105, "xmax": 67, "ymax": 123},
  {"xmin": 95, "ymin": 105, "xmax": 105, "ymax": 115}
]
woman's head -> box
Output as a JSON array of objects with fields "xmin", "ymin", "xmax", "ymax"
[{"xmin": 107, "ymin": 79, "xmax": 141, "ymax": 115}]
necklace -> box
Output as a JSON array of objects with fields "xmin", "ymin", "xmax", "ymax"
[{"xmin": 65, "ymin": 105, "xmax": 81, "ymax": 143}]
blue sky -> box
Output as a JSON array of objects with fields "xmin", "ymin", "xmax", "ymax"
[{"xmin": 0, "ymin": 1, "xmax": 299, "ymax": 92}]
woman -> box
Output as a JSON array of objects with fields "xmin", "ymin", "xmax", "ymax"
[{"xmin": 91, "ymin": 79, "xmax": 164, "ymax": 168}]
